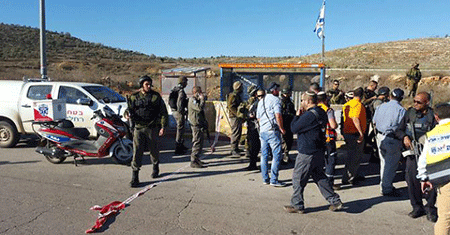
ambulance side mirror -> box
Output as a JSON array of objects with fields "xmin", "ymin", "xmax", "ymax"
[{"xmin": 76, "ymin": 98, "xmax": 93, "ymax": 106}]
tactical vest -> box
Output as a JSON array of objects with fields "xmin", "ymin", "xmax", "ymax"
[
  {"xmin": 130, "ymin": 91, "xmax": 161, "ymax": 125},
  {"xmin": 425, "ymin": 121, "xmax": 450, "ymax": 186},
  {"xmin": 318, "ymin": 103, "xmax": 337, "ymax": 142},
  {"xmin": 405, "ymin": 107, "xmax": 435, "ymax": 140},
  {"xmin": 246, "ymin": 97, "xmax": 259, "ymax": 130},
  {"xmin": 407, "ymin": 68, "xmax": 421, "ymax": 81}
]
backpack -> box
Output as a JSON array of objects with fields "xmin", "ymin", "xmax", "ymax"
[
  {"xmin": 168, "ymin": 87, "xmax": 179, "ymax": 110},
  {"xmin": 310, "ymin": 108, "xmax": 327, "ymax": 146}
]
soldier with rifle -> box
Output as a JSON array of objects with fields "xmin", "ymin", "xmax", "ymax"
[
  {"xmin": 126, "ymin": 75, "xmax": 168, "ymax": 187},
  {"xmin": 396, "ymin": 92, "xmax": 438, "ymax": 222}
]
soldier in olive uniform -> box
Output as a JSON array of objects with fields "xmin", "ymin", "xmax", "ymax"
[
  {"xmin": 227, "ymin": 81, "xmax": 245, "ymax": 157},
  {"xmin": 127, "ymin": 75, "xmax": 169, "ymax": 187},
  {"xmin": 171, "ymin": 76, "xmax": 189, "ymax": 155},
  {"xmin": 326, "ymin": 80, "xmax": 346, "ymax": 105},
  {"xmin": 188, "ymin": 86, "xmax": 208, "ymax": 168},
  {"xmin": 244, "ymin": 85, "xmax": 260, "ymax": 170},
  {"xmin": 406, "ymin": 63, "xmax": 422, "ymax": 97},
  {"xmin": 280, "ymin": 87, "xmax": 296, "ymax": 164}
]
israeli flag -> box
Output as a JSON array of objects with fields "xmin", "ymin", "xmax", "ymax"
[{"xmin": 314, "ymin": 0, "xmax": 325, "ymax": 39}]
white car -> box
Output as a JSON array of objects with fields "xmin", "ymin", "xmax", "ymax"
[{"xmin": 0, "ymin": 79, "xmax": 128, "ymax": 148}]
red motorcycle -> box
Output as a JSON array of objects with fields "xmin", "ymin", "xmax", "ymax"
[{"xmin": 34, "ymin": 105, "xmax": 133, "ymax": 165}]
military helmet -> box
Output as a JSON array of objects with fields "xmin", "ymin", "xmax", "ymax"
[
  {"xmin": 267, "ymin": 82, "xmax": 280, "ymax": 92},
  {"xmin": 281, "ymin": 87, "xmax": 292, "ymax": 94},
  {"xmin": 139, "ymin": 75, "xmax": 152, "ymax": 88},
  {"xmin": 378, "ymin": 86, "xmax": 390, "ymax": 96},
  {"xmin": 247, "ymin": 84, "xmax": 258, "ymax": 96},
  {"xmin": 178, "ymin": 76, "xmax": 188, "ymax": 84},
  {"xmin": 233, "ymin": 81, "xmax": 243, "ymax": 91}
]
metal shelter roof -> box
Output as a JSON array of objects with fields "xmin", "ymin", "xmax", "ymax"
[
  {"xmin": 218, "ymin": 63, "xmax": 325, "ymax": 69},
  {"xmin": 161, "ymin": 67, "xmax": 210, "ymax": 76}
]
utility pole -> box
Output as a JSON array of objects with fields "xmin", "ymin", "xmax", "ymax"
[{"xmin": 40, "ymin": 0, "xmax": 47, "ymax": 79}]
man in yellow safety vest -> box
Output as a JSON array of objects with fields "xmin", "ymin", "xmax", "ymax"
[{"xmin": 417, "ymin": 103, "xmax": 450, "ymax": 235}]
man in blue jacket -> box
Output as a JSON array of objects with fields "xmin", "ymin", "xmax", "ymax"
[{"xmin": 284, "ymin": 91, "xmax": 342, "ymax": 213}]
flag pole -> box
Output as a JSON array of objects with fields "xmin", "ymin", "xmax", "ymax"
[
  {"xmin": 320, "ymin": 36, "xmax": 325, "ymax": 89},
  {"xmin": 319, "ymin": 1, "xmax": 326, "ymax": 88}
]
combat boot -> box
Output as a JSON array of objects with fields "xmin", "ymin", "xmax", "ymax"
[
  {"xmin": 190, "ymin": 159, "xmax": 206, "ymax": 168},
  {"xmin": 130, "ymin": 170, "xmax": 140, "ymax": 188},
  {"xmin": 174, "ymin": 144, "xmax": 187, "ymax": 155},
  {"xmin": 152, "ymin": 164, "xmax": 160, "ymax": 178},
  {"xmin": 230, "ymin": 150, "xmax": 241, "ymax": 158},
  {"xmin": 180, "ymin": 144, "xmax": 189, "ymax": 151},
  {"xmin": 281, "ymin": 153, "xmax": 291, "ymax": 165}
]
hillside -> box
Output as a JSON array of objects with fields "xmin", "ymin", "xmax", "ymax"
[
  {"xmin": 286, "ymin": 37, "xmax": 450, "ymax": 69},
  {"xmin": 1, "ymin": 23, "xmax": 450, "ymax": 103}
]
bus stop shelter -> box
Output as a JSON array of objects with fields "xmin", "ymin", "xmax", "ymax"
[
  {"xmin": 159, "ymin": 67, "xmax": 211, "ymax": 128},
  {"xmin": 218, "ymin": 63, "xmax": 326, "ymax": 102}
]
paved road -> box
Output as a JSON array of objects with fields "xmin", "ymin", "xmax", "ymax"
[{"xmin": 0, "ymin": 136, "xmax": 434, "ymax": 234}]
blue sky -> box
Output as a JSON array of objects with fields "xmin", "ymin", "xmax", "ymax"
[{"xmin": 1, "ymin": 0, "xmax": 449, "ymax": 58}]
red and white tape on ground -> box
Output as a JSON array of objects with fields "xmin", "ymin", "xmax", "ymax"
[{"xmin": 86, "ymin": 112, "xmax": 223, "ymax": 233}]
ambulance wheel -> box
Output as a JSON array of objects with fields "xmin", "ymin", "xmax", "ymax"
[{"xmin": 0, "ymin": 120, "xmax": 20, "ymax": 148}]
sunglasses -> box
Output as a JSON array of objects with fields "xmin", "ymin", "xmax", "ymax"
[{"xmin": 413, "ymin": 100, "xmax": 424, "ymax": 105}]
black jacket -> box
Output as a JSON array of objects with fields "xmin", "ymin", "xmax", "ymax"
[{"xmin": 291, "ymin": 106, "xmax": 328, "ymax": 154}]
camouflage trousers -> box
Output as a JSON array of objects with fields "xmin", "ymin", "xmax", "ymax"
[
  {"xmin": 191, "ymin": 125, "xmax": 204, "ymax": 162},
  {"xmin": 131, "ymin": 126, "xmax": 160, "ymax": 171},
  {"xmin": 408, "ymin": 79, "xmax": 419, "ymax": 97},
  {"xmin": 229, "ymin": 117, "xmax": 243, "ymax": 151},
  {"xmin": 172, "ymin": 111, "xmax": 185, "ymax": 145}
]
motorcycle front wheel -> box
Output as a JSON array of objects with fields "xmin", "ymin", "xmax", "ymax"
[{"xmin": 110, "ymin": 138, "xmax": 133, "ymax": 165}]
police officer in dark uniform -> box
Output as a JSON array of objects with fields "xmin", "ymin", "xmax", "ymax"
[
  {"xmin": 397, "ymin": 92, "xmax": 438, "ymax": 221},
  {"xmin": 127, "ymin": 75, "xmax": 169, "ymax": 187},
  {"xmin": 280, "ymin": 87, "xmax": 296, "ymax": 164}
]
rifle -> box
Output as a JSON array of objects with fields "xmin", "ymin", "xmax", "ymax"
[
  {"xmin": 408, "ymin": 120, "xmax": 423, "ymax": 161},
  {"xmin": 201, "ymin": 118, "xmax": 216, "ymax": 153}
]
